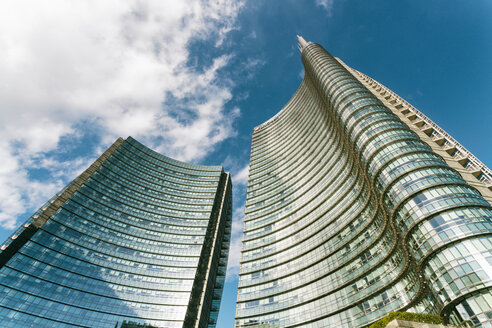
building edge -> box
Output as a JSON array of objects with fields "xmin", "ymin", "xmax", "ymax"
[{"xmin": 184, "ymin": 171, "xmax": 233, "ymax": 328}]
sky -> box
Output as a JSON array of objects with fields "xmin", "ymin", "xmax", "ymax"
[{"xmin": 0, "ymin": 0, "xmax": 491, "ymax": 327}]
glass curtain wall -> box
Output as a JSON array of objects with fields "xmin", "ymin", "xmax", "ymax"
[
  {"xmin": 0, "ymin": 137, "xmax": 232, "ymax": 328},
  {"xmin": 236, "ymin": 41, "xmax": 492, "ymax": 327}
]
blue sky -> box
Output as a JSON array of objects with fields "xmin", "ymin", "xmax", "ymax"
[{"xmin": 0, "ymin": 1, "xmax": 491, "ymax": 327}]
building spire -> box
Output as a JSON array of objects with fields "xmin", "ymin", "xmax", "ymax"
[{"xmin": 297, "ymin": 35, "xmax": 309, "ymax": 52}]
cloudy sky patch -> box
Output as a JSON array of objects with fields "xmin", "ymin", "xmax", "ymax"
[{"xmin": 0, "ymin": 0, "xmax": 243, "ymax": 229}]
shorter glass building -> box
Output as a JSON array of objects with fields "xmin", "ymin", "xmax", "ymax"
[{"xmin": 0, "ymin": 137, "xmax": 232, "ymax": 328}]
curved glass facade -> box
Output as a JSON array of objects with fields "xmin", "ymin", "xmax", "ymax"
[
  {"xmin": 0, "ymin": 137, "xmax": 232, "ymax": 328},
  {"xmin": 236, "ymin": 41, "xmax": 492, "ymax": 327}
]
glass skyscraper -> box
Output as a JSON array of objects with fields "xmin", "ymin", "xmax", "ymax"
[
  {"xmin": 236, "ymin": 37, "xmax": 492, "ymax": 327},
  {"xmin": 0, "ymin": 137, "xmax": 232, "ymax": 328}
]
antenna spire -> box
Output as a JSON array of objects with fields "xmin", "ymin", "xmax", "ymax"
[{"xmin": 297, "ymin": 35, "xmax": 309, "ymax": 52}]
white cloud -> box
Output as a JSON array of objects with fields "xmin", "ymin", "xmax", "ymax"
[
  {"xmin": 227, "ymin": 205, "xmax": 245, "ymax": 281},
  {"xmin": 315, "ymin": 0, "xmax": 335, "ymax": 16},
  {"xmin": 0, "ymin": 141, "xmax": 64, "ymax": 229},
  {"xmin": 226, "ymin": 234, "xmax": 243, "ymax": 280},
  {"xmin": 234, "ymin": 164, "xmax": 250, "ymax": 186},
  {"xmin": 299, "ymin": 68, "xmax": 305, "ymax": 80},
  {"xmin": 221, "ymin": 155, "xmax": 250, "ymax": 186},
  {"xmin": 0, "ymin": 0, "xmax": 243, "ymax": 228}
]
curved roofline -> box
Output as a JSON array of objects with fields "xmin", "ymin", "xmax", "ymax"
[
  {"xmin": 252, "ymin": 78, "xmax": 307, "ymax": 133},
  {"xmin": 125, "ymin": 136, "xmax": 224, "ymax": 172}
]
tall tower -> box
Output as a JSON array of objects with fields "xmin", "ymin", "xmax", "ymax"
[
  {"xmin": 0, "ymin": 137, "xmax": 232, "ymax": 328},
  {"xmin": 236, "ymin": 38, "xmax": 492, "ymax": 327}
]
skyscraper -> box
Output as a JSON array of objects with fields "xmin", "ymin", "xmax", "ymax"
[
  {"xmin": 0, "ymin": 137, "xmax": 232, "ymax": 328},
  {"xmin": 236, "ymin": 37, "xmax": 492, "ymax": 327}
]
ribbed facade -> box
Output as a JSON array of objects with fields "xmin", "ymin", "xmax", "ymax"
[
  {"xmin": 236, "ymin": 41, "xmax": 492, "ymax": 327},
  {"xmin": 0, "ymin": 137, "xmax": 232, "ymax": 328}
]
